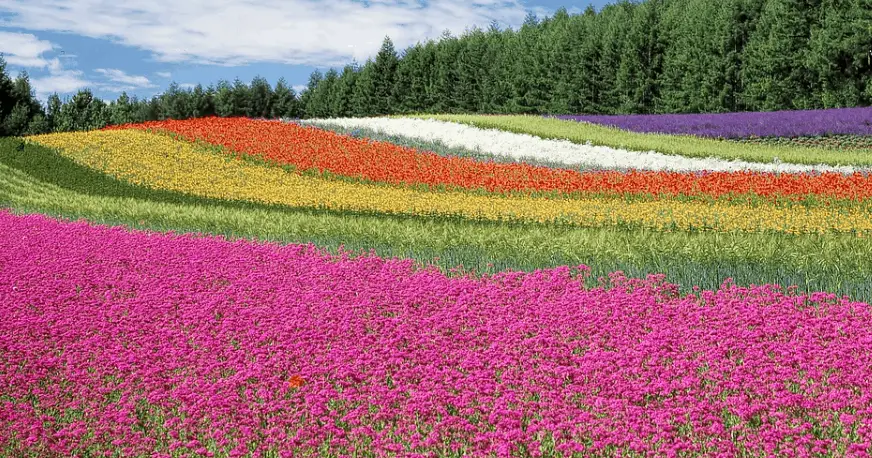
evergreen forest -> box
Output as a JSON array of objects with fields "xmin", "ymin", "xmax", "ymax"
[{"xmin": 1, "ymin": 0, "xmax": 870, "ymax": 136}]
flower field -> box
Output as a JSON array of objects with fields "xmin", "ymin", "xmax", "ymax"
[
  {"xmin": 548, "ymin": 106, "xmax": 872, "ymax": 139},
  {"xmin": 415, "ymin": 114, "xmax": 872, "ymax": 167},
  {"xmin": 4, "ymin": 111, "xmax": 872, "ymax": 456}
]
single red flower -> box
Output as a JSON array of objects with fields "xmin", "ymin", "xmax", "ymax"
[{"xmin": 288, "ymin": 375, "xmax": 306, "ymax": 389}]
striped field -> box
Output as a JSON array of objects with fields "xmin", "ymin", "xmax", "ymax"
[{"xmin": 4, "ymin": 114, "xmax": 872, "ymax": 457}]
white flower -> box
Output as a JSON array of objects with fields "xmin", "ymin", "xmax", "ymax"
[{"xmin": 300, "ymin": 117, "xmax": 863, "ymax": 175}]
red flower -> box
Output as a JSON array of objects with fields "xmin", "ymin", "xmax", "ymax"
[{"xmin": 288, "ymin": 374, "xmax": 305, "ymax": 389}]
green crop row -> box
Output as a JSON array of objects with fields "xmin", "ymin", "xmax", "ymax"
[
  {"xmin": 405, "ymin": 114, "xmax": 872, "ymax": 167},
  {"xmin": 732, "ymin": 134, "xmax": 872, "ymax": 152}
]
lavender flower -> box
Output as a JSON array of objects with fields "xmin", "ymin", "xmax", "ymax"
[{"xmin": 549, "ymin": 106, "xmax": 872, "ymax": 138}]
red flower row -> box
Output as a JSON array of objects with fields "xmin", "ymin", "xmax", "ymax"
[{"xmin": 107, "ymin": 117, "xmax": 872, "ymax": 201}]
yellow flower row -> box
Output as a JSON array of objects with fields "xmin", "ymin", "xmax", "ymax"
[{"xmin": 24, "ymin": 129, "xmax": 872, "ymax": 235}]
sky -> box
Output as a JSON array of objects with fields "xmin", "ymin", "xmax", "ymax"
[{"xmin": 0, "ymin": 0, "xmax": 607, "ymax": 103}]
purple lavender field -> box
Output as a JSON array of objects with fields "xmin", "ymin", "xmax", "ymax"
[{"xmin": 549, "ymin": 106, "xmax": 872, "ymax": 139}]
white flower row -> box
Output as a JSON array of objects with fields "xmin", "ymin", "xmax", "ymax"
[{"xmin": 296, "ymin": 117, "xmax": 865, "ymax": 175}]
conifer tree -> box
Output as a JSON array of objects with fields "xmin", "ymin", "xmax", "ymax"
[
  {"xmin": 371, "ymin": 36, "xmax": 399, "ymax": 115},
  {"xmin": 432, "ymin": 31, "xmax": 462, "ymax": 113},
  {"xmin": 741, "ymin": 0, "xmax": 818, "ymax": 110},
  {"xmin": 299, "ymin": 69, "xmax": 322, "ymax": 118},
  {"xmin": 351, "ymin": 61, "xmax": 375, "ymax": 117},
  {"xmin": 191, "ymin": 84, "xmax": 216, "ymax": 118},
  {"xmin": 248, "ymin": 75, "xmax": 273, "ymax": 118},
  {"xmin": 314, "ymin": 68, "xmax": 338, "ymax": 117},
  {"xmin": 213, "ymin": 80, "xmax": 235, "ymax": 117},
  {"xmin": 805, "ymin": 0, "xmax": 872, "ymax": 107},
  {"xmin": 110, "ymin": 92, "xmax": 135, "ymax": 125},
  {"xmin": 330, "ymin": 66, "xmax": 356, "ymax": 117},
  {"xmin": 271, "ymin": 78, "xmax": 301, "ymax": 118},
  {"xmin": 230, "ymin": 78, "xmax": 251, "ymax": 116}
]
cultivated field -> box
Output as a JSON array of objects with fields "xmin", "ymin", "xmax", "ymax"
[{"xmin": 3, "ymin": 111, "xmax": 872, "ymax": 456}]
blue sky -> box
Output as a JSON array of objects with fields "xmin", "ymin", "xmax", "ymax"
[{"xmin": 0, "ymin": 0, "xmax": 608, "ymax": 103}]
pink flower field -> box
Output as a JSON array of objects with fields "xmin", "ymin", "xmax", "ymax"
[{"xmin": 2, "ymin": 210, "xmax": 872, "ymax": 457}]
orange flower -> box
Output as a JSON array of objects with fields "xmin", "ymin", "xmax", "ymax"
[
  {"xmin": 105, "ymin": 117, "xmax": 872, "ymax": 202},
  {"xmin": 288, "ymin": 375, "xmax": 306, "ymax": 388}
]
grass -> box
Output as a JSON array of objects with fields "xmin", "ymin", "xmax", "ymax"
[
  {"xmin": 3, "ymin": 138, "xmax": 872, "ymax": 301},
  {"xmin": 403, "ymin": 114, "xmax": 872, "ymax": 167}
]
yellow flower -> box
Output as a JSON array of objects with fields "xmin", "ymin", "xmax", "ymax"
[{"xmin": 25, "ymin": 129, "xmax": 872, "ymax": 236}]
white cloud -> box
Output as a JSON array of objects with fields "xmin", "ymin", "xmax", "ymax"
[
  {"xmin": 32, "ymin": 71, "xmax": 91, "ymax": 96},
  {"xmin": 98, "ymin": 84, "xmax": 138, "ymax": 93},
  {"xmin": 94, "ymin": 68, "xmax": 155, "ymax": 87},
  {"xmin": 0, "ymin": 31, "xmax": 92, "ymax": 100},
  {"xmin": 0, "ymin": 32, "xmax": 157, "ymax": 100},
  {"xmin": 178, "ymin": 83, "xmax": 196, "ymax": 89},
  {"xmin": 291, "ymin": 85, "xmax": 307, "ymax": 93},
  {"xmin": 155, "ymin": 71, "xmax": 171, "ymax": 78},
  {"xmin": 0, "ymin": 31, "xmax": 56, "ymax": 68},
  {"xmin": 0, "ymin": 0, "xmax": 530, "ymax": 67}
]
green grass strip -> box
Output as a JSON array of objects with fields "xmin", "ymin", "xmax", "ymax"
[
  {"xmin": 3, "ymin": 138, "xmax": 872, "ymax": 301},
  {"xmin": 401, "ymin": 114, "xmax": 872, "ymax": 167}
]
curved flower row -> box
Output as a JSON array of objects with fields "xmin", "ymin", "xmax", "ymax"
[
  {"xmin": 549, "ymin": 106, "xmax": 872, "ymax": 138},
  {"xmin": 23, "ymin": 129, "xmax": 872, "ymax": 235},
  {"xmin": 2, "ymin": 210, "xmax": 871, "ymax": 457},
  {"xmin": 303, "ymin": 117, "xmax": 865, "ymax": 174},
  {"xmin": 107, "ymin": 117, "xmax": 872, "ymax": 201},
  {"xmin": 415, "ymin": 114, "xmax": 872, "ymax": 167}
]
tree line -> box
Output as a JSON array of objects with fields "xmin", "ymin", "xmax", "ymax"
[
  {"xmin": 0, "ymin": 62, "xmax": 304, "ymax": 136},
  {"xmin": 1, "ymin": 0, "xmax": 870, "ymax": 137}
]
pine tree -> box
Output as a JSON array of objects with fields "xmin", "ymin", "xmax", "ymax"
[
  {"xmin": 597, "ymin": 2, "xmax": 635, "ymax": 113},
  {"xmin": 299, "ymin": 69, "xmax": 322, "ymax": 118},
  {"xmin": 614, "ymin": 0, "xmax": 664, "ymax": 113},
  {"xmin": 371, "ymin": 36, "xmax": 399, "ymax": 115},
  {"xmin": 45, "ymin": 93, "xmax": 62, "ymax": 132},
  {"xmin": 542, "ymin": 8, "xmax": 576, "ymax": 114},
  {"xmin": 480, "ymin": 24, "xmax": 512, "ymax": 113},
  {"xmin": 413, "ymin": 42, "xmax": 437, "ymax": 112},
  {"xmin": 56, "ymin": 90, "xmax": 89, "ymax": 131},
  {"xmin": 331, "ymin": 65, "xmax": 357, "ymax": 117},
  {"xmin": 191, "ymin": 84, "xmax": 216, "ymax": 118},
  {"xmin": 507, "ymin": 13, "xmax": 545, "ymax": 113},
  {"xmin": 657, "ymin": 0, "xmax": 753, "ymax": 113},
  {"xmin": 0, "ymin": 56, "xmax": 17, "ymax": 135},
  {"xmin": 313, "ymin": 68, "xmax": 338, "ymax": 117},
  {"xmin": 271, "ymin": 78, "xmax": 300, "ymax": 118},
  {"xmin": 4, "ymin": 71, "xmax": 43, "ymax": 135},
  {"xmin": 4, "ymin": 103, "xmax": 31, "ymax": 136},
  {"xmin": 572, "ymin": 8, "xmax": 604, "ymax": 114},
  {"xmin": 230, "ymin": 78, "xmax": 251, "ymax": 116},
  {"xmin": 248, "ymin": 75, "xmax": 273, "ymax": 118},
  {"xmin": 160, "ymin": 82, "xmax": 192, "ymax": 119},
  {"xmin": 805, "ymin": 0, "xmax": 872, "ymax": 107},
  {"xmin": 432, "ymin": 31, "xmax": 462, "ymax": 113},
  {"xmin": 351, "ymin": 61, "xmax": 375, "ymax": 117},
  {"xmin": 110, "ymin": 92, "xmax": 135, "ymax": 125},
  {"xmin": 741, "ymin": 0, "xmax": 818, "ymax": 110},
  {"xmin": 214, "ymin": 80, "xmax": 235, "ymax": 117},
  {"xmin": 271, "ymin": 78, "xmax": 301, "ymax": 119},
  {"xmin": 25, "ymin": 112, "xmax": 49, "ymax": 134},
  {"xmin": 85, "ymin": 97, "xmax": 111, "ymax": 129},
  {"xmin": 391, "ymin": 45, "xmax": 418, "ymax": 114},
  {"xmin": 324, "ymin": 67, "xmax": 351, "ymax": 117},
  {"xmin": 455, "ymin": 27, "xmax": 489, "ymax": 113}
]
